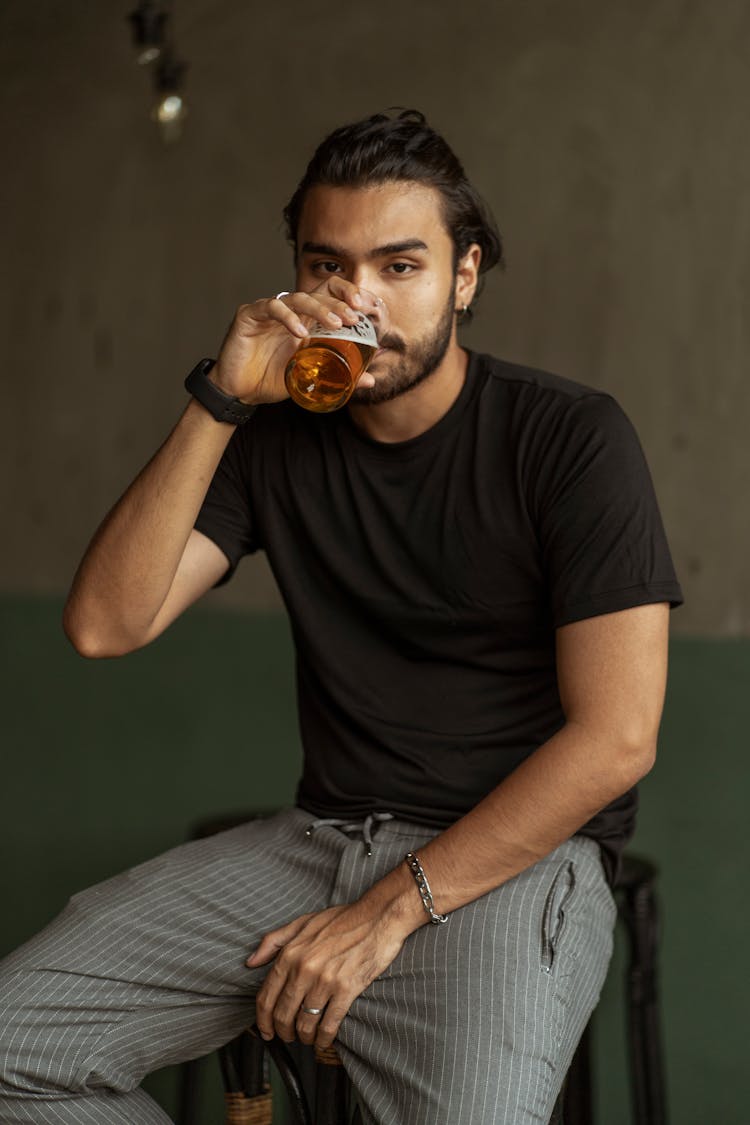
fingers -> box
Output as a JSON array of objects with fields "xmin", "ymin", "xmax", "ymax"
[
  {"xmin": 277, "ymin": 290, "xmax": 363, "ymax": 333},
  {"xmin": 303, "ymin": 997, "xmax": 351, "ymax": 1050},
  {"xmin": 249, "ymin": 903, "xmax": 394, "ymax": 1049},
  {"xmin": 254, "ymin": 954, "xmax": 330, "ymax": 1044},
  {"xmin": 275, "ymin": 284, "xmax": 382, "ymax": 330},
  {"xmin": 252, "ymin": 937, "xmax": 349, "ymax": 1046},
  {"xmin": 323, "ymin": 276, "xmax": 383, "ymax": 315},
  {"xmin": 295, "ymin": 1001, "xmax": 327, "ymax": 1046},
  {"xmin": 266, "ymin": 296, "xmax": 310, "ymax": 339},
  {"xmin": 257, "ymin": 963, "xmax": 293, "ymax": 1041},
  {"xmin": 294, "ymin": 1002, "xmax": 344, "ymax": 1049},
  {"xmin": 245, "ymin": 934, "xmax": 283, "ymax": 968},
  {"xmin": 326, "ymin": 279, "xmax": 389, "ymax": 339},
  {"xmin": 233, "ymin": 281, "xmax": 385, "ymax": 349},
  {"xmin": 256, "ymin": 967, "xmax": 351, "ymax": 1049}
]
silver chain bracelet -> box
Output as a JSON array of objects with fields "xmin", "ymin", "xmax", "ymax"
[{"xmin": 404, "ymin": 852, "xmax": 449, "ymax": 925}]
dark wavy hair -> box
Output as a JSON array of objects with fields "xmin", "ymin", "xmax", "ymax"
[{"xmin": 283, "ymin": 110, "xmax": 505, "ymax": 306}]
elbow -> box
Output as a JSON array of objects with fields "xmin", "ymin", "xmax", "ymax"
[
  {"xmin": 616, "ymin": 731, "xmax": 658, "ymax": 787},
  {"xmin": 62, "ymin": 604, "xmax": 137, "ymax": 660},
  {"xmin": 64, "ymin": 631, "xmax": 119, "ymax": 660},
  {"xmin": 568, "ymin": 716, "xmax": 659, "ymax": 790}
]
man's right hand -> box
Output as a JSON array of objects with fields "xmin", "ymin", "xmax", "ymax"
[
  {"xmin": 211, "ymin": 278, "xmax": 384, "ymax": 405},
  {"xmin": 62, "ymin": 279, "xmax": 384, "ymax": 658}
]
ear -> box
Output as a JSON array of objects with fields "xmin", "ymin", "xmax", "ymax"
[{"xmin": 455, "ymin": 243, "xmax": 481, "ymax": 311}]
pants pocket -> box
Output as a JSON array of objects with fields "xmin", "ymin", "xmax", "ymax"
[{"xmin": 540, "ymin": 859, "xmax": 576, "ymax": 973}]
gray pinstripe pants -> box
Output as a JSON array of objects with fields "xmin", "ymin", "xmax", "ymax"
[{"xmin": 0, "ymin": 807, "xmax": 616, "ymax": 1124}]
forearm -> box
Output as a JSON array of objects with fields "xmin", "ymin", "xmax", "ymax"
[
  {"xmin": 365, "ymin": 721, "xmax": 654, "ymax": 935},
  {"xmin": 250, "ymin": 610, "xmax": 668, "ymax": 1050},
  {"xmin": 63, "ymin": 399, "xmax": 234, "ymax": 655},
  {"xmin": 63, "ymin": 286, "xmax": 386, "ymax": 658}
]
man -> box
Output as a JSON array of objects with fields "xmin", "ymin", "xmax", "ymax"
[{"xmin": 0, "ymin": 110, "xmax": 682, "ymax": 1124}]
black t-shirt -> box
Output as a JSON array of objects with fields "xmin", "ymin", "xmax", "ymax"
[{"xmin": 195, "ymin": 351, "xmax": 683, "ymax": 883}]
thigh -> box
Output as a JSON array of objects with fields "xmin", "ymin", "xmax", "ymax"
[
  {"xmin": 0, "ymin": 808, "xmax": 339, "ymax": 1091},
  {"xmin": 337, "ymin": 833, "xmax": 616, "ymax": 1125}
]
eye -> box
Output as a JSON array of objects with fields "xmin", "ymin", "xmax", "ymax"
[
  {"xmin": 387, "ymin": 262, "xmax": 415, "ymax": 275},
  {"xmin": 312, "ymin": 260, "xmax": 342, "ymax": 274}
]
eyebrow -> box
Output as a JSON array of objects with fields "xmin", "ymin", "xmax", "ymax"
[{"xmin": 299, "ymin": 239, "xmax": 429, "ymax": 259}]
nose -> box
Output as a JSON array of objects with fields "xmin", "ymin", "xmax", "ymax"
[
  {"xmin": 361, "ymin": 294, "xmax": 389, "ymax": 339},
  {"xmin": 350, "ymin": 274, "xmax": 388, "ymax": 333},
  {"xmin": 350, "ymin": 265, "xmax": 384, "ymax": 302}
]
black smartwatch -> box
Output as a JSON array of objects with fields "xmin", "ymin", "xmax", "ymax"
[{"xmin": 184, "ymin": 358, "xmax": 257, "ymax": 425}]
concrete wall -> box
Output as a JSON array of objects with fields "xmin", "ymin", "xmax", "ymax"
[{"xmin": 1, "ymin": 0, "xmax": 748, "ymax": 633}]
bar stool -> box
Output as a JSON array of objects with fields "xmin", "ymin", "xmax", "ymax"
[
  {"xmin": 557, "ymin": 853, "xmax": 668, "ymax": 1125},
  {"xmin": 212, "ymin": 1026, "xmax": 362, "ymax": 1125},
  {"xmin": 176, "ymin": 814, "xmax": 667, "ymax": 1125}
]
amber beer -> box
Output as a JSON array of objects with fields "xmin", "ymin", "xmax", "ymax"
[{"xmin": 284, "ymin": 313, "xmax": 378, "ymax": 412}]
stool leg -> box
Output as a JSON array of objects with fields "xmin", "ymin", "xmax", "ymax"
[
  {"xmin": 620, "ymin": 877, "xmax": 668, "ymax": 1125},
  {"xmin": 561, "ymin": 1019, "xmax": 594, "ymax": 1125},
  {"xmin": 314, "ymin": 1043, "xmax": 350, "ymax": 1125},
  {"xmin": 175, "ymin": 1055, "xmax": 205, "ymax": 1125},
  {"xmin": 260, "ymin": 1032, "xmax": 314, "ymax": 1125},
  {"xmin": 219, "ymin": 1030, "xmax": 274, "ymax": 1125},
  {"xmin": 549, "ymin": 1081, "xmax": 565, "ymax": 1125}
]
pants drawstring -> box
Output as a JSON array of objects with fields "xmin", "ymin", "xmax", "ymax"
[{"xmin": 305, "ymin": 812, "xmax": 395, "ymax": 856}]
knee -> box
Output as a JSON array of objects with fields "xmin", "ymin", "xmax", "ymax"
[
  {"xmin": 0, "ymin": 967, "xmax": 86, "ymax": 1097},
  {"xmin": 0, "ymin": 969, "xmax": 38, "ymax": 1093}
]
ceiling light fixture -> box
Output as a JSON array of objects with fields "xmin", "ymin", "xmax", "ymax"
[{"xmin": 127, "ymin": 1, "xmax": 167, "ymax": 66}]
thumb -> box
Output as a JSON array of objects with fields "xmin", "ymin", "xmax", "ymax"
[{"xmin": 245, "ymin": 914, "xmax": 311, "ymax": 967}]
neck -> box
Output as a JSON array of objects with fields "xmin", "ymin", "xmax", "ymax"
[{"xmin": 347, "ymin": 344, "xmax": 469, "ymax": 444}]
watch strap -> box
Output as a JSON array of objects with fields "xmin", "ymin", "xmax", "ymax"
[{"xmin": 184, "ymin": 358, "xmax": 257, "ymax": 425}]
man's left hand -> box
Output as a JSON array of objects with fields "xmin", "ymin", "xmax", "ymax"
[{"xmin": 246, "ymin": 897, "xmax": 413, "ymax": 1048}]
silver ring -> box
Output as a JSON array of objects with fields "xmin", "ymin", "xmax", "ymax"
[
  {"xmin": 275, "ymin": 290, "xmax": 291, "ymax": 300},
  {"xmin": 300, "ymin": 1005, "xmax": 324, "ymax": 1016}
]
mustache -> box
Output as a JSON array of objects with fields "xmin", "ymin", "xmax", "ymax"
[{"xmin": 376, "ymin": 333, "xmax": 406, "ymax": 353}]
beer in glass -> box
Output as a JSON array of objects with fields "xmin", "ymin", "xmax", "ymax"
[{"xmin": 284, "ymin": 313, "xmax": 378, "ymax": 412}]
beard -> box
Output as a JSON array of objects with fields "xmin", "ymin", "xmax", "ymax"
[{"xmin": 350, "ymin": 281, "xmax": 457, "ymax": 407}]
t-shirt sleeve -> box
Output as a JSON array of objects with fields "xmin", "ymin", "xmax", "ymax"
[
  {"xmin": 194, "ymin": 426, "xmax": 260, "ymax": 584},
  {"xmin": 532, "ymin": 393, "xmax": 684, "ymax": 627}
]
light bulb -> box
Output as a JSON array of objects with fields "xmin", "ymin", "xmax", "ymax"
[
  {"xmin": 127, "ymin": 2, "xmax": 166, "ymax": 67},
  {"xmin": 137, "ymin": 45, "xmax": 162, "ymax": 66},
  {"xmin": 155, "ymin": 94, "xmax": 184, "ymax": 124},
  {"xmin": 150, "ymin": 48, "xmax": 188, "ymax": 142},
  {"xmin": 151, "ymin": 93, "xmax": 187, "ymax": 143}
]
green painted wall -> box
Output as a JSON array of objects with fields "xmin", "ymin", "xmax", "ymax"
[{"xmin": 1, "ymin": 596, "xmax": 745, "ymax": 1122}]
